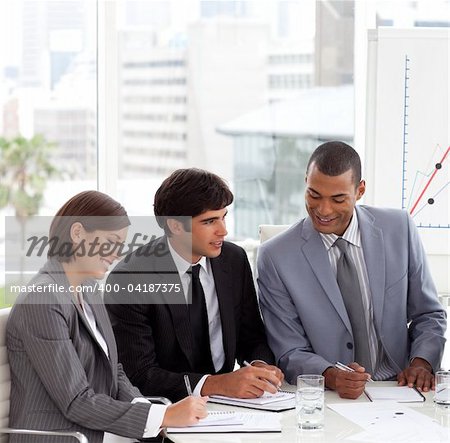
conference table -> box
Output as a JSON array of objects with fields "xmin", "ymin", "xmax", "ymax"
[{"xmin": 164, "ymin": 381, "xmax": 450, "ymax": 443}]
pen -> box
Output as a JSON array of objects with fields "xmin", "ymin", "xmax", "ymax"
[
  {"xmin": 244, "ymin": 360, "xmax": 280, "ymax": 391},
  {"xmin": 335, "ymin": 361, "xmax": 374, "ymax": 382},
  {"xmin": 184, "ymin": 374, "xmax": 193, "ymax": 396}
]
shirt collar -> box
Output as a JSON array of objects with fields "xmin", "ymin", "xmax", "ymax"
[
  {"xmin": 319, "ymin": 209, "xmax": 361, "ymax": 251},
  {"xmin": 167, "ymin": 238, "xmax": 208, "ymax": 275}
]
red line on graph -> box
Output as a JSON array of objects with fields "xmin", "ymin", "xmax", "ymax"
[{"xmin": 410, "ymin": 145, "xmax": 450, "ymax": 216}]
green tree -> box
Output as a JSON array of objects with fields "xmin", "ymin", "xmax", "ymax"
[
  {"xmin": 0, "ymin": 134, "xmax": 59, "ymax": 219},
  {"xmin": 0, "ymin": 134, "xmax": 60, "ymax": 288}
]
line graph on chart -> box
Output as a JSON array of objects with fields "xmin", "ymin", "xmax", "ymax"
[
  {"xmin": 400, "ymin": 56, "xmax": 450, "ymax": 229},
  {"xmin": 366, "ymin": 28, "xmax": 450, "ymax": 291}
]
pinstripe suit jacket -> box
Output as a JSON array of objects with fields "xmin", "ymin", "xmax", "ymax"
[
  {"xmin": 105, "ymin": 237, "xmax": 274, "ymax": 401},
  {"xmin": 6, "ymin": 259, "xmax": 151, "ymax": 443}
]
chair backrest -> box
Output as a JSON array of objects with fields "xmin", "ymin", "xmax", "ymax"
[
  {"xmin": 0, "ymin": 308, "xmax": 11, "ymax": 443},
  {"xmin": 258, "ymin": 224, "xmax": 290, "ymax": 243}
]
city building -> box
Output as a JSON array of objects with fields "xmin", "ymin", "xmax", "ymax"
[{"xmin": 218, "ymin": 85, "xmax": 354, "ymax": 239}]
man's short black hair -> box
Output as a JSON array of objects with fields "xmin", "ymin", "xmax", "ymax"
[
  {"xmin": 154, "ymin": 168, "xmax": 234, "ymax": 236},
  {"xmin": 306, "ymin": 141, "xmax": 362, "ymax": 185}
]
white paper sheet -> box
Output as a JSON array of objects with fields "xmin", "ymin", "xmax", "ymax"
[
  {"xmin": 328, "ymin": 402, "xmax": 449, "ymax": 442},
  {"xmin": 167, "ymin": 412, "xmax": 281, "ymax": 433}
]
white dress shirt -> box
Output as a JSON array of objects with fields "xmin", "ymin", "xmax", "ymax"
[
  {"xmin": 168, "ymin": 239, "xmax": 226, "ymax": 395},
  {"xmin": 318, "ymin": 211, "xmax": 396, "ymax": 380},
  {"xmin": 77, "ymin": 294, "xmax": 167, "ymax": 442}
]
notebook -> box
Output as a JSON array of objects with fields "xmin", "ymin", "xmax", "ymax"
[
  {"xmin": 188, "ymin": 411, "xmax": 242, "ymax": 427},
  {"xmin": 167, "ymin": 411, "xmax": 282, "ymax": 433},
  {"xmin": 210, "ymin": 390, "xmax": 295, "ymax": 405},
  {"xmin": 364, "ymin": 386, "xmax": 425, "ymax": 402}
]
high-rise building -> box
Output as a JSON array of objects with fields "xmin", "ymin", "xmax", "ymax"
[
  {"xmin": 21, "ymin": 0, "xmax": 87, "ymax": 88},
  {"xmin": 314, "ymin": 0, "xmax": 354, "ymax": 86},
  {"xmin": 119, "ymin": 30, "xmax": 188, "ymax": 178},
  {"xmin": 200, "ymin": 1, "xmax": 250, "ymax": 19},
  {"xmin": 218, "ymin": 85, "xmax": 354, "ymax": 239},
  {"xmin": 186, "ymin": 20, "xmax": 269, "ymax": 180},
  {"xmin": 119, "ymin": 20, "xmax": 270, "ymax": 181},
  {"xmin": 266, "ymin": 41, "xmax": 315, "ymax": 103},
  {"xmin": 34, "ymin": 103, "xmax": 96, "ymax": 176}
]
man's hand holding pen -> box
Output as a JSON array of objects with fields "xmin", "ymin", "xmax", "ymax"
[
  {"xmin": 200, "ymin": 362, "xmax": 284, "ymax": 399},
  {"xmin": 323, "ymin": 362, "xmax": 372, "ymax": 399}
]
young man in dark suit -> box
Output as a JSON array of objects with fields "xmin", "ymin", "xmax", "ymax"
[{"xmin": 105, "ymin": 168, "xmax": 283, "ymax": 401}]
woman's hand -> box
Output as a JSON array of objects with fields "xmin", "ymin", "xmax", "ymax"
[{"xmin": 161, "ymin": 396, "xmax": 208, "ymax": 427}]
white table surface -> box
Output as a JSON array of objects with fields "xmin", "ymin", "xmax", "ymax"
[{"xmin": 164, "ymin": 381, "xmax": 450, "ymax": 443}]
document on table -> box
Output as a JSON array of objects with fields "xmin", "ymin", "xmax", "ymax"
[
  {"xmin": 167, "ymin": 411, "xmax": 282, "ymax": 433},
  {"xmin": 364, "ymin": 386, "xmax": 425, "ymax": 402},
  {"xmin": 210, "ymin": 390, "xmax": 295, "ymax": 405},
  {"xmin": 188, "ymin": 411, "xmax": 242, "ymax": 427},
  {"xmin": 327, "ymin": 403, "xmax": 448, "ymax": 442}
]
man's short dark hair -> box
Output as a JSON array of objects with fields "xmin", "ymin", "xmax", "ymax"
[
  {"xmin": 306, "ymin": 141, "xmax": 362, "ymax": 185},
  {"xmin": 154, "ymin": 168, "xmax": 234, "ymax": 236}
]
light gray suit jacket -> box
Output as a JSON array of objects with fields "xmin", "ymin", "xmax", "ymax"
[
  {"xmin": 257, "ymin": 206, "xmax": 447, "ymax": 384},
  {"xmin": 6, "ymin": 259, "xmax": 152, "ymax": 443}
]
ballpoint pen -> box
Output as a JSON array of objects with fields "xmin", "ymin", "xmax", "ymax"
[
  {"xmin": 184, "ymin": 374, "xmax": 193, "ymax": 396},
  {"xmin": 244, "ymin": 360, "xmax": 281, "ymax": 391},
  {"xmin": 335, "ymin": 361, "xmax": 374, "ymax": 382}
]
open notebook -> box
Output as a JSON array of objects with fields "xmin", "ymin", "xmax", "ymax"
[
  {"xmin": 208, "ymin": 390, "xmax": 296, "ymax": 412},
  {"xmin": 364, "ymin": 386, "xmax": 425, "ymax": 402},
  {"xmin": 167, "ymin": 411, "xmax": 282, "ymax": 433},
  {"xmin": 211, "ymin": 390, "xmax": 295, "ymax": 405}
]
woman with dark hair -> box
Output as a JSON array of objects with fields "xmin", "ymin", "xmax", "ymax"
[{"xmin": 6, "ymin": 191, "xmax": 207, "ymax": 443}]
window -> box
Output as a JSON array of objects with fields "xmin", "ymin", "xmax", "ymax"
[
  {"xmin": 0, "ymin": 0, "xmax": 97, "ymax": 303},
  {"xmin": 2, "ymin": 0, "xmax": 449, "ymax": 316},
  {"xmin": 113, "ymin": 0, "xmax": 353, "ymax": 238}
]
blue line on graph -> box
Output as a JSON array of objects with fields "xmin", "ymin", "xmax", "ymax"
[
  {"xmin": 411, "ymin": 181, "xmax": 450, "ymax": 219},
  {"xmin": 407, "ymin": 144, "xmax": 442, "ymax": 209},
  {"xmin": 401, "ymin": 55, "xmax": 410, "ymax": 210},
  {"xmin": 399, "ymin": 56, "xmax": 449, "ymax": 229}
]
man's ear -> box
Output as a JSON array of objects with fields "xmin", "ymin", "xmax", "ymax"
[
  {"xmin": 69, "ymin": 222, "xmax": 85, "ymax": 243},
  {"xmin": 356, "ymin": 180, "xmax": 366, "ymax": 200},
  {"xmin": 166, "ymin": 218, "xmax": 185, "ymax": 236}
]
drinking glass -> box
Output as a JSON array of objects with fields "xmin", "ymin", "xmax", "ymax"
[
  {"xmin": 435, "ymin": 371, "xmax": 450, "ymax": 406},
  {"xmin": 296, "ymin": 374, "xmax": 325, "ymax": 429}
]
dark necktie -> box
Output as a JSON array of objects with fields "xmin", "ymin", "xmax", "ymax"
[
  {"xmin": 334, "ymin": 238, "xmax": 373, "ymax": 373},
  {"xmin": 188, "ymin": 264, "xmax": 214, "ymax": 373}
]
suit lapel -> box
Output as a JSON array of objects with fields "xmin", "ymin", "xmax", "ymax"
[
  {"xmin": 43, "ymin": 260, "xmax": 107, "ymax": 351},
  {"xmin": 356, "ymin": 206, "xmax": 385, "ymax": 332},
  {"xmin": 84, "ymin": 295, "xmax": 118, "ymax": 392},
  {"xmin": 85, "ymin": 294, "xmax": 117, "ymax": 360},
  {"xmin": 166, "ymin": 301, "xmax": 194, "ymax": 367},
  {"xmin": 301, "ymin": 218, "xmax": 352, "ymax": 333},
  {"xmin": 42, "ymin": 259, "xmax": 116, "ymax": 388},
  {"xmin": 210, "ymin": 252, "xmax": 235, "ymax": 370}
]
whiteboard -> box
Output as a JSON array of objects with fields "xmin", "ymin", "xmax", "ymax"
[{"xmin": 364, "ymin": 27, "xmax": 450, "ymax": 295}]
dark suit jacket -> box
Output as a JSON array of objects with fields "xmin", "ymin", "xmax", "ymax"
[
  {"xmin": 105, "ymin": 237, "xmax": 274, "ymax": 401},
  {"xmin": 6, "ymin": 259, "xmax": 151, "ymax": 443}
]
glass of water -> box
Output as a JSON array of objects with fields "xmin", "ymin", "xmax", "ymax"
[
  {"xmin": 296, "ymin": 374, "xmax": 325, "ymax": 429},
  {"xmin": 435, "ymin": 370, "xmax": 450, "ymax": 406}
]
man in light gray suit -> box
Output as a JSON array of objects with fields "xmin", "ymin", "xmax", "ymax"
[{"xmin": 257, "ymin": 141, "xmax": 447, "ymax": 399}]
